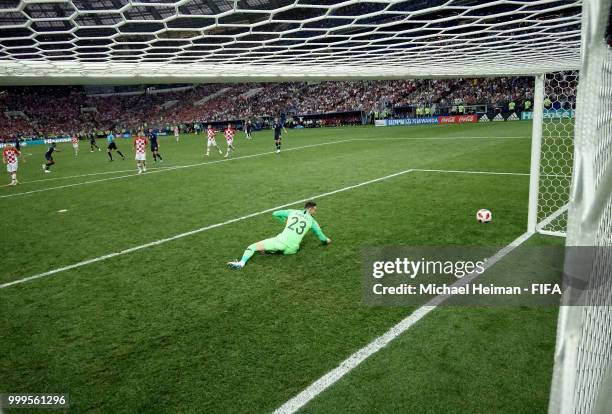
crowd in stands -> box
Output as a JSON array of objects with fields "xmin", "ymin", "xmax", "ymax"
[
  {"xmin": 0, "ymin": 86, "xmax": 86, "ymax": 138},
  {"xmin": 0, "ymin": 76, "xmax": 535, "ymax": 140}
]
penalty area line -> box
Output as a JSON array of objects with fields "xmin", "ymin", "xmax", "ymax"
[
  {"xmin": 272, "ymin": 230, "xmax": 533, "ymax": 414},
  {"xmin": 0, "ymin": 168, "xmax": 415, "ymax": 289},
  {"xmin": 12, "ymin": 164, "xmax": 176, "ymax": 185},
  {"xmin": 0, "ymin": 136, "xmax": 531, "ymax": 193},
  {"xmin": 0, "ymin": 139, "xmax": 348, "ymax": 199},
  {"xmin": 2, "ymin": 135, "xmax": 530, "ymax": 191}
]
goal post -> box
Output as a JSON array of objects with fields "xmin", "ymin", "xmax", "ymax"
[
  {"xmin": 527, "ymin": 73, "xmax": 545, "ymax": 234},
  {"xmin": 548, "ymin": 0, "xmax": 612, "ymax": 413}
]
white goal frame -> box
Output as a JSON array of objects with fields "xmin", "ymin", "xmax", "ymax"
[{"xmin": 527, "ymin": 71, "xmax": 575, "ymax": 239}]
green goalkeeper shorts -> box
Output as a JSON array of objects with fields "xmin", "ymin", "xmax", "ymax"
[{"xmin": 263, "ymin": 237, "xmax": 299, "ymax": 255}]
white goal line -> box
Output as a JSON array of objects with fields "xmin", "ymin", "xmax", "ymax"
[
  {"xmin": 413, "ymin": 168, "xmax": 529, "ymax": 176},
  {"xmin": 412, "ymin": 169, "xmax": 571, "ymax": 179},
  {"xmin": 272, "ymin": 230, "xmax": 533, "ymax": 414},
  {"xmin": 351, "ymin": 136, "xmax": 529, "ymax": 141}
]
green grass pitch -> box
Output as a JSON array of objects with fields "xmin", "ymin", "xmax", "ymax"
[{"xmin": 0, "ymin": 122, "xmax": 561, "ymax": 413}]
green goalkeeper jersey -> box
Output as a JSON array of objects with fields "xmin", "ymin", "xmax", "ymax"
[{"xmin": 272, "ymin": 209, "xmax": 328, "ymax": 249}]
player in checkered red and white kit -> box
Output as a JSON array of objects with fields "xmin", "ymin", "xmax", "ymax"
[
  {"xmin": 206, "ymin": 124, "xmax": 223, "ymax": 157},
  {"xmin": 2, "ymin": 142, "xmax": 21, "ymax": 186},
  {"xmin": 223, "ymin": 123, "xmax": 236, "ymax": 158},
  {"xmin": 133, "ymin": 131, "xmax": 148, "ymax": 174},
  {"xmin": 71, "ymin": 134, "xmax": 79, "ymax": 156}
]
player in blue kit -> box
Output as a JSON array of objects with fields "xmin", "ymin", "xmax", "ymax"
[
  {"xmin": 244, "ymin": 120, "xmax": 253, "ymax": 140},
  {"xmin": 42, "ymin": 142, "xmax": 61, "ymax": 173},
  {"xmin": 148, "ymin": 129, "xmax": 163, "ymax": 163},
  {"xmin": 272, "ymin": 118, "xmax": 287, "ymax": 153}
]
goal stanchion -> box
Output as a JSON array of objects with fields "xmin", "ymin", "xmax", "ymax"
[{"xmin": 548, "ymin": 0, "xmax": 612, "ymax": 413}]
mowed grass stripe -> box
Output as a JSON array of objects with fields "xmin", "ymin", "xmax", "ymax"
[
  {"xmin": 0, "ymin": 135, "xmax": 530, "ymax": 196},
  {"xmin": 0, "ymin": 139, "xmax": 348, "ymax": 199}
]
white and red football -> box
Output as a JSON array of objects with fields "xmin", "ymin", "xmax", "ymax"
[{"xmin": 477, "ymin": 209, "xmax": 492, "ymax": 223}]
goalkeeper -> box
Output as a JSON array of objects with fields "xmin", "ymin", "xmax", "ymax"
[{"xmin": 227, "ymin": 201, "xmax": 331, "ymax": 269}]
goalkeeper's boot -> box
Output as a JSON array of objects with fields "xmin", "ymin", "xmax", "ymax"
[{"xmin": 227, "ymin": 260, "xmax": 244, "ymax": 270}]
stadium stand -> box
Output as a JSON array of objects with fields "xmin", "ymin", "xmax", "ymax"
[{"xmin": 0, "ymin": 77, "xmax": 534, "ymax": 140}]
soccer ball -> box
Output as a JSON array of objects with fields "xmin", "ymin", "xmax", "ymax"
[{"xmin": 476, "ymin": 209, "xmax": 492, "ymax": 223}]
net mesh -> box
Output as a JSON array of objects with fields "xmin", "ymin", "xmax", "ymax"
[
  {"xmin": 549, "ymin": 0, "xmax": 612, "ymax": 412},
  {"xmin": 0, "ymin": 0, "xmax": 582, "ymax": 82},
  {"xmin": 536, "ymin": 71, "xmax": 578, "ymax": 237},
  {"xmin": 571, "ymin": 43, "xmax": 612, "ymax": 414}
]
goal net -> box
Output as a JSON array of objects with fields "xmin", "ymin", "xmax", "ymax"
[
  {"xmin": 534, "ymin": 71, "xmax": 578, "ymax": 237},
  {"xmin": 548, "ymin": 0, "xmax": 612, "ymax": 413},
  {"xmin": 0, "ymin": 0, "xmax": 582, "ymax": 84}
]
